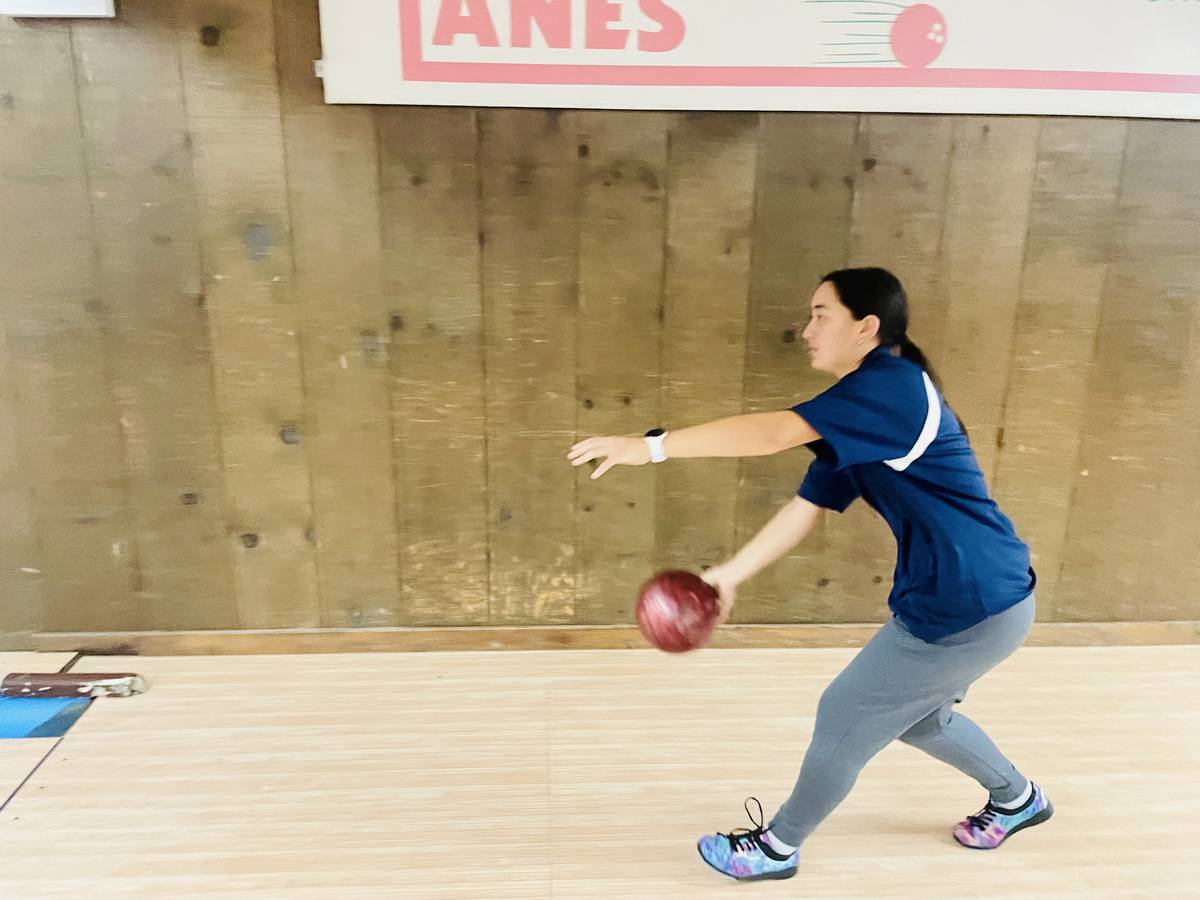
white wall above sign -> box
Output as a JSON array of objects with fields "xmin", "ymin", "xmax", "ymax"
[{"xmin": 1, "ymin": 1, "xmax": 115, "ymax": 16}]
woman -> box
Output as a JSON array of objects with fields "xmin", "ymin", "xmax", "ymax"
[{"xmin": 567, "ymin": 267, "xmax": 1050, "ymax": 882}]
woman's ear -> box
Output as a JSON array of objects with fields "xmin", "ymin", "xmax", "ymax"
[{"xmin": 858, "ymin": 314, "xmax": 882, "ymax": 342}]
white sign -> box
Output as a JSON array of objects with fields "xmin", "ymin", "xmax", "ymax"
[
  {"xmin": 318, "ymin": 0, "xmax": 1200, "ymax": 118},
  {"xmin": 2, "ymin": 0, "xmax": 114, "ymax": 15}
]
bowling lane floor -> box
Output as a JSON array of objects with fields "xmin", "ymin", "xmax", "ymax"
[{"xmin": 0, "ymin": 646, "xmax": 1197, "ymax": 899}]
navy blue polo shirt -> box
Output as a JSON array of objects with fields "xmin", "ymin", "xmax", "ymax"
[{"xmin": 792, "ymin": 346, "xmax": 1035, "ymax": 643}]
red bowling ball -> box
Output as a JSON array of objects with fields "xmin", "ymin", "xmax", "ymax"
[{"xmin": 635, "ymin": 569, "xmax": 721, "ymax": 653}]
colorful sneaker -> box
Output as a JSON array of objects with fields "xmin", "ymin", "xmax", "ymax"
[
  {"xmin": 696, "ymin": 797, "xmax": 798, "ymax": 881},
  {"xmin": 953, "ymin": 783, "xmax": 1053, "ymax": 849}
]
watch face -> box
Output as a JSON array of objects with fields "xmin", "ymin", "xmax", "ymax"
[{"xmin": 645, "ymin": 428, "xmax": 666, "ymax": 438}]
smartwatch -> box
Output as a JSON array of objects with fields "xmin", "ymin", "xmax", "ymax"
[{"xmin": 644, "ymin": 428, "xmax": 669, "ymax": 464}]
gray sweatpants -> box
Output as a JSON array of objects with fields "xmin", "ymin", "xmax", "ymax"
[{"xmin": 768, "ymin": 593, "xmax": 1035, "ymax": 847}]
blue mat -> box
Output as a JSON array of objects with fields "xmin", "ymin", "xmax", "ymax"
[{"xmin": 0, "ymin": 697, "xmax": 92, "ymax": 738}]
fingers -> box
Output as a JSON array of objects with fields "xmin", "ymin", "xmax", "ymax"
[
  {"xmin": 716, "ymin": 593, "xmax": 734, "ymax": 626},
  {"xmin": 568, "ymin": 436, "xmax": 626, "ymax": 472},
  {"xmin": 591, "ymin": 458, "xmax": 615, "ymax": 480},
  {"xmin": 569, "ymin": 449, "xmax": 600, "ymax": 468},
  {"xmin": 567, "ymin": 435, "xmax": 637, "ymax": 477},
  {"xmin": 567, "ymin": 436, "xmax": 607, "ymax": 465}
]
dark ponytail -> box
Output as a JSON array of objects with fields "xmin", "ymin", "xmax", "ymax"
[
  {"xmin": 895, "ymin": 335, "xmax": 943, "ymax": 392},
  {"xmin": 819, "ymin": 267, "xmax": 965, "ymax": 436}
]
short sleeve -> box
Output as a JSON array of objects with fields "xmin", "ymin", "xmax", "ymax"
[
  {"xmin": 798, "ymin": 454, "xmax": 860, "ymax": 513},
  {"xmin": 791, "ymin": 364, "xmax": 935, "ymax": 471}
]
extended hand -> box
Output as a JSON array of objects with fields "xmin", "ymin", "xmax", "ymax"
[
  {"xmin": 701, "ymin": 566, "xmax": 737, "ymax": 625},
  {"xmin": 567, "ymin": 435, "xmax": 651, "ymax": 480}
]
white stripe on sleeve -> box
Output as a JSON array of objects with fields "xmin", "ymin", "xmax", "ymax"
[{"xmin": 884, "ymin": 371, "xmax": 941, "ymax": 473}]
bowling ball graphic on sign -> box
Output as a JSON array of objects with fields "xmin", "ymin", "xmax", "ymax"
[
  {"xmin": 890, "ymin": 4, "xmax": 947, "ymax": 67},
  {"xmin": 811, "ymin": 1, "xmax": 948, "ymax": 68}
]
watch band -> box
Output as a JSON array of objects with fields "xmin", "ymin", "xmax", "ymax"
[{"xmin": 644, "ymin": 428, "xmax": 669, "ymax": 464}]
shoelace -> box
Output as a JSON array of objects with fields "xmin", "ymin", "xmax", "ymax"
[
  {"xmin": 966, "ymin": 803, "xmax": 999, "ymax": 831},
  {"xmin": 724, "ymin": 797, "xmax": 768, "ymax": 853}
]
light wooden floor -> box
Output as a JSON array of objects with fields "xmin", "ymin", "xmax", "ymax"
[{"xmin": 0, "ymin": 646, "xmax": 1197, "ymax": 899}]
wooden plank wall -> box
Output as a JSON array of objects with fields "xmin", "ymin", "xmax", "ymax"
[{"xmin": 1, "ymin": 2, "xmax": 1199, "ymax": 639}]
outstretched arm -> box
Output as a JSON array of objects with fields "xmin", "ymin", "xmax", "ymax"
[
  {"xmin": 702, "ymin": 496, "xmax": 825, "ymax": 623},
  {"xmin": 567, "ymin": 410, "xmax": 819, "ymax": 480}
]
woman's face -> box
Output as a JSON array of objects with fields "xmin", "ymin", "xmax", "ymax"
[{"xmin": 802, "ymin": 281, "xmax": 880, "ymax": 378}]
